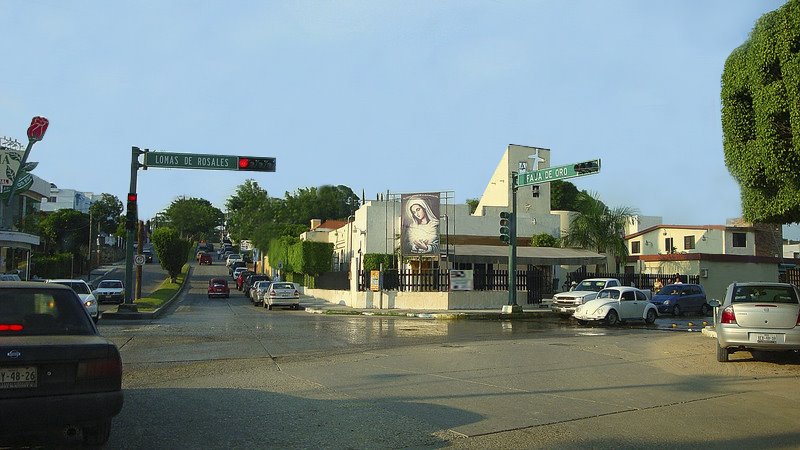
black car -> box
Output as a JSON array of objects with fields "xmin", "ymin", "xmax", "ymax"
[
  {"xmin": 0, "ymin": 282, "xmax": 123, "ymax": 446},
  {"xmin": 228, "ymin": 260, "xmax": 246, "ymax": 276},
  {"xmin": 142, "ymin": 249, "xmax": 154, "ymax": 263},
  {"xmin": 243, "ymin": 274, "xmax": 270, "ymax": 300}
]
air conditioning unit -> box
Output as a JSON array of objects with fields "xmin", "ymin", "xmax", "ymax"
[{"xmin": 700, "ymin": 268, "xmax": 709, "ymax": 278}]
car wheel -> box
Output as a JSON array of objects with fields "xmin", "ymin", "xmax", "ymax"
[
  {"xmin": 576, "ymin": 319, "xmax": 588, "ymax": 326},
  {"xmin": 716, "ymin": 341, "xmax": 730, "ymax": 362},
  {"xmin": 645, "ymin": 309, "xmax": 657, "ymax": 324},
  {"xmin": 672, "ymin": 304, "xmax": 682, "ymax": 317},
  {"xmin": 605, "ymin": 309, "xmax": 619, "ymax": 326},
  {"xmin": 701, "ymin": 303, "xmax": 712, "ymax": 316},
  {"xmin": 83, "ymin": 419, "xmax": 112, "ymax": 446}
]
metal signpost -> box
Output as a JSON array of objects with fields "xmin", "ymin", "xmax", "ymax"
[
  {"xmin": 120, "ymin": 148, "xmax": 277, "ymax": 310},
  {"xmin": 502, "ymin": 157, "xmax": 601, "ymax": 314}
]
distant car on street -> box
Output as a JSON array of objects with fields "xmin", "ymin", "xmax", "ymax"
[
  {"xmin": 573, "ymin": 286, "xmax": 657, "ymax": 326},
  {"xmin": 142, "ymin": 249, "xmax": 154, "ymax": 263},
  {"xmin": 93, "ymin": 279, "xmax": 125, "ymax": 304},
  {"xmin": 650, "ymin": 283, "xmax": 710, "ymax": 316},
  {"xmin": 198, "ymin": 253, "xmax": 213, "ymax": 265},
  {"xmin": 225, "ymin": 253, "xmax": 243, "ymax": 267},
  {"xmin": 207, "ymin": 278, "xmax": 230, "ymax": 299},
  {"xmin": 45, "ymin": 279, "xmax": 98, "ymax": 322},
  {"xmin": 712, "ymin": 282, "xmax": 800, "ymax": 362},
  {"xmin": 243, "ymin": 274, "xmax": 269, "ymax": 300},
  {"xmin": 264, "ymin": 282, "xmax": 301, "ymax": 310},
  {"xmin": 552, "ymin": 278, "xmax": 621, "ymax": 316},
  {"xmin": 0, "ymin": 282, "xmax": 123, "ymax": 446}
]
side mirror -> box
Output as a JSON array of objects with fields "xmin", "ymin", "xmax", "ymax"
[{"xmin": 708, "ymin": 299, "xmax": 721, "ymax": 308}]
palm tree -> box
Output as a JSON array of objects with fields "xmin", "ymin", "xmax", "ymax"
[{"xmin": 562, "ymin": 192, "xmax": 638, "ymax": 272}]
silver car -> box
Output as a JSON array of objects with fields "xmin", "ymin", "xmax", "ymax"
[
  {"xmin": 712, "ymin": 282, "xmax": 800, "ymax": 362},
  {"xmin": 251, "ymin": 280, "xmax": 272, "ymax": 306}
]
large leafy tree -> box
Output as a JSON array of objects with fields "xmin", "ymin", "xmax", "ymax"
[
  {"xmin": 550, "ymin": 180, "xmax": 581, "ymax": 211},
  {"xmin": 225, "ymin": 180, "xmax": 276, "ymax": 242},
  {"xmin": 162, "ymin": 197, "xmax": 224, "ymax": 240},
  {"xmin": 283, "ymin": 185, "xmax": 360, "ymax": 224},
  {"xmin": 722, "ymin": 0, "xmax": 800, "ymax": 223},
  {"xmin": 88, "ymin": 193, "xmax": 123, "ymax": 235},
  {"xmin": 150, "ymin": 227, "xmax": 190, "ymax": 282},
  {"xmin": 562, "ymin": 192, "xmax": 637, "ymax": 271},
  {"xmin": 39, "ymin": 209, "xmax": 89, "ymax": 256}
]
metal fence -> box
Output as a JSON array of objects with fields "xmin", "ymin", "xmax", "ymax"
[{"xmin": 563, "ymin": 272, "xmax": 700, "ymax": 292}]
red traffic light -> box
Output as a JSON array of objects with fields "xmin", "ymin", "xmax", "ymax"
[
  {"xmin": 238, "ymin": 158, "xmax": 250, "ymax": 169},
  {"xmin": 127, "ymin": 193, "xmax": 137, "ymax": 202}
]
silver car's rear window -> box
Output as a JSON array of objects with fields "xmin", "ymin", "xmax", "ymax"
[
  {"xmin": 0, "ymin": 288, "xmax": 94, "ymax": 336},
  {"xmin": 732, "ymin": 286, "xmax": 799, "ymax": 304}
]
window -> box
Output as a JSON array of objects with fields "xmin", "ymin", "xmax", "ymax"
[
  {"xmin": 621, "ymin": 290, "xmax": 636, "ymax": 301},
  {"xmin": 665, "ymin": 237, "xmax": 675, "ymax": 253},
  {"xmin": 684, "ymin": 236, "xmax": 695, "ymax": 250},
  {"xmin": 631, "ymin": 241, "xmax": 641, "ymax": 254},
  {"xmin": 732, "ymin": 232, "xmax": 747, "ymax": 247}
]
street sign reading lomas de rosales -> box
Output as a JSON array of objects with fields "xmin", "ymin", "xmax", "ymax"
[{"xmin": 144, "ymin": 151, "xmax": 238, "ymax": 170}]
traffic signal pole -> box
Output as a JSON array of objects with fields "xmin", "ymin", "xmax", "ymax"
[
  {"xmin": 120, "ymin": 146, "xmax": 141, "ymax": 312},
  {"xmin": 502, "ymin": 172, "xmax": 522, "ymax": 314}
]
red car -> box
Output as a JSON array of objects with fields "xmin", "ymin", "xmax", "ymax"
[
  {"xmin": 207, "ymin": 278, "xmax": 229, "ymax": 298},
  {"xmin": 198, "ymin": 253, "xmax": 213, "ymax": 265},
  {"xmin": 236, "ymin": 270, "xmax": 254, "ymax": 291}
]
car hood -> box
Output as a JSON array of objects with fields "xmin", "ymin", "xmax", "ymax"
[
  {"xmin": 555, "ymin": 290, "xmax": 598, "ymax": 299},
  {"xmin": 580, "ymin": 298, "xmax": 618, "ymax": 311}
]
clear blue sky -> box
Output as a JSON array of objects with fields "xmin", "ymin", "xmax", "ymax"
[{"xmin": 3, "ymin": 1, "xmax": 796, "ymax": 236}]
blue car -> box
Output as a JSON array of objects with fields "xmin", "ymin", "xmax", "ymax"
[{"xmin": 650, "ymin": 283, "xmax": 710, "ymax": 316}]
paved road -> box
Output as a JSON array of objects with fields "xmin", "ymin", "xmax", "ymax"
[{"xmin": 94, "ymin": 262, "xmax": 800, "ymax": 449}]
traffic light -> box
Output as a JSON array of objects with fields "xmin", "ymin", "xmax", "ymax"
[
  {"xmin": 125, "ymin": 193, "xmax": 137, "ymax": 231},
  {"xmin": 574, "ymin": 159, "xmax": 601, "ymax": 174},
  {"xmin": 237, "ymin": 156, "xmax": 276, "ymax": 172},
  {"xmin": 532, "ymin": 185, "xmax": 540, "ymax": 198},
  {"xmin": 499, "ymin": 211, "xmax": 513, "ymax": 244}
]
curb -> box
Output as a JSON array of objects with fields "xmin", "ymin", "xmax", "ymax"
[{"xmin": 101, "ymin": 267, "xmax": 193, "ymax": 320}]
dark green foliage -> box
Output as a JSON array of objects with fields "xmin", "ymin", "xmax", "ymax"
[
  {"xmin": 562, "ymin": 192, "xmax": 636, "ymax": 271},
  {"xmin": 163, "ymin": 197, "xmax": 224, "ymax": 240},
  {"xmin": 88, "ymin": 194, "xmax": 123, "ymax": 235},
  {"xmin": 288, "ymin": 240, "xmax": 333, "ymax": 277},
  {"xmin": 466, "ymin": 198, "xmax": 479, "ymax": 214},
  {"xmin": 30, "ymin": 253, "xmax": 72, "ymax": 279},
  {"xmin": 267, "ymin": 236, "xmax": 299, "ymax": 273},
  {"xmin": 151, "ymin": 227, "xmax": 191, "ymax": 282},
  {"xmin": 550, "ymin": 180, "xmax": 581, "ymax": 211},
  {"xmin": 722, "ymin": 0, "xmax": 800, "ymax": 223},
  {"xmin": 531, "ymin": 233, "xmax": 559, "ymax": 247},
  {"xmin": 363, "ymin": 253, "xmax": 394, "ymax": 271}
]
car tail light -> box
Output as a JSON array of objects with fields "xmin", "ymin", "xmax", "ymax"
[
  {"xmin": 294, "ymin": 290, "xmax": 299, "ymax": 296},
  {"xmin": 720, "ymin": 306, "xmax": 736, "ymax": 324},
  {"xmin": 77, "ymin": 354, "xmax": 122, "ymax": 381},
  {"xmin": 0, "ymin": 323, "xmax": 23, "ymax": 331},
  {"xmin": 796, "ymin": 309, "xmax": 800, "ymax": 326}
]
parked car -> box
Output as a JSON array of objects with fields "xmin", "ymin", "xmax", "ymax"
[
  {"xmin": 250, "ymin": 280, "xmax": 272, "ymax": 306},
  {"xmin": 45, "ymin": 279, "xmax": 98, "ymax": 322},
  {"xmin": 573, "ymin": 286, "xmax": 658, "ymax": 326},
  {"xmin": 0, "ymin": 281, "xmax": 123, "ymax": 445},
  {"xmin": 232, "ymin": 266, "xmax": 248, "ymax": 281},
  {"xmin": 225, "ymin": 253, "xmax": 243, "ymax": 267},
  {"xmin": 649, "ymin": 283, "xmax": 710, "ymax": 316},
  {"xmin": 196, "ymin": 251, "xmax": 207, "ymax": 262},
  {"xmin": 243, "ymin": 274, "xmax": 270, "ymax": 300},
  {"xmin": 198, "ymin": 253, "xmax": 213, "ymax": 265},
  {"xmin": 0, "ymin": 273, "xmax": 21, "ymax": 281},
  {"xmin": 552, "ymin": 278, "xmax": 621, "ymax": 316},
  {"xmin": 236, "ymin": 270, "xmax": 254, "ymax": 290},
  {"xmin": 264, "ymin": 282, "xmax": 301, "ymax": 310},
  {"xmin": 142, "ymin": 249, "xmax": 154, "ymax": 263},
  {"xmin": 711, "ymin": 282, "xmax": 800, "ymax": 362},
  {"xmin": 93, "ymin": 279, "xmax": 125, "ymax": 304},
  {"xmin": 228, "ymin": 260, "xmax": 246, "ymax": 276},
  {"xmin": 207, "ymin": 278, "xmax": 230, "ymax": 299}
]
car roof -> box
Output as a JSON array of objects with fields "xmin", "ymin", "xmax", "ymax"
[
  {"xmin": 2, "ymin": 281, "xmax": 73, "ymax": 290},
  {"xmin": 47, "ymin": 279, "xmax": 89, "ymax": 284}
]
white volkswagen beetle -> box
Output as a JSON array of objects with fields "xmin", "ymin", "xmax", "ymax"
[{"xmin": 573, "ymin": 286, "xmax": 658, "ymax": 326}]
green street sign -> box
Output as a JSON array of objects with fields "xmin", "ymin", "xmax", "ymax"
[
  {"xmin": 143, "ymin": 152, "xmax": 239, "ymax": 171},
  {"xmin": 516, "ymin": 158, "xmax": 601, "ymax": 187}
]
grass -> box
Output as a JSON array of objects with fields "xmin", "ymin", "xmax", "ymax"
[{"xmin": 132, "ymin": 263, "xmax": 189, "ymax": 311}]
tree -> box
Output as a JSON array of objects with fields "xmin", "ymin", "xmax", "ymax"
[
  {"xmin": 562, "ymin": 192, "xmax": 637, "ymax": 271},
  {"xmin": 722, "ymin": 0, "xmax": 800, "ymax": 223},
  {"xmin": 531, "ymin": 233, "xmax": 559, "ymax": 248},
  {"xmin": 225, "ymin": 179, "xmax": 275, "ymax": 242},
  {"xmin": 550, "ymin": 180, "xmax": 581, "ymax": 211},
  {"xmin": 88, "ymin": 193, "xmax": 123, "ymax": 235},
  {"xmin": 150, "ymin": 227, "xmax": 189, "ymax": 282},
  {"xmin": 162, "ymin": 197, "xmax": 224, "ymax": 240},
  {"xmin": 39, "ymin": 209, "xmax": 89, "ymax": 256},
  {"xmin": 466, "ymin": 198, "xmax": 479, "ymax": 214}
]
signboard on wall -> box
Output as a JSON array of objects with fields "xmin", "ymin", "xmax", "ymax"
[
  {"xmin": 370, "ymin": 270, "xmax": 382, "ymax": 292},
  {"xmin": 401, "ymin": 192, "xmax": 441, "ymax": 255},
  {"xmin": 449, "ymin": 270, "xmax": 474, "ymax": 291}
]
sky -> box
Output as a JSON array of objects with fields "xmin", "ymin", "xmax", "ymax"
[{"xmin": 3, "ymin": 0, "xmax": 798, "ymax": 237}]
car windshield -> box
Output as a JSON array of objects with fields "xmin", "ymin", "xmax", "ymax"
[
  {"xmin": 54, "ymin": 281, "xmax": 91, "ymax": 295},
  {"xmin": 732, "ymin": 285, "xmax": 799, "ymax": 304},
  {"xmin": 98, "ymin": 280, "xmax": 123, "ymax": 289},
  {"xmin": 272, "ymin": 283, "xmax": 294, "ymax": 290},
  {"xmin": 574, "ymin": 280, "xmax": 607, "ymax": 292},
  {"xmin": 656, "ymin": 285, "xmax": 682, "ymax": 295},
  {"xmin": 595, "ymin": 289, "xmax": 621, "ymax": 300},
  {"xmin": 0, "ymin": 288, "xmax": 94, "ymax": 336}
]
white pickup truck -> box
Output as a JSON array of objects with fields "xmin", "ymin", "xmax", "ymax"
[{"xmin": 552, "ymin": 278, "xmax": 621, "ymax": 316}]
